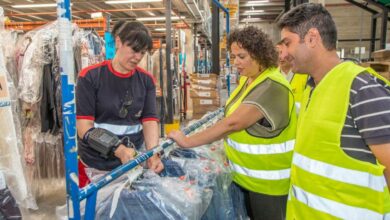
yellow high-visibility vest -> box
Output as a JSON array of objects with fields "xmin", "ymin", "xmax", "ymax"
[
  {"xmin": 287, "ymin": 62, "xmax": 390, "ymax": 219},
  {"xmin": 224, "ymin": 67, "xmax": 297, "ymax": 195}
]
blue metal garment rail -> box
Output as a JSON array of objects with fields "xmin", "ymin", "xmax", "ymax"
[
  {"xmin": 59, "ymin": 2, "xmax": 225, "ymax": 219},
  {"xmin": 81, "ymin": 107, "xmax": 224, "ymax": 219},
  {"xmin": 57, "ymin": 0, "xmax": 80, "ymax": 219},
  {"xmin": 211, "ymin": 0, "xmax": 232, "ymax": 96}
]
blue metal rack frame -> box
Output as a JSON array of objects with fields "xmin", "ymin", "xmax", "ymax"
[{"xmin": 59, "ymin": 1, "xmax": 224, "ymax": 218}]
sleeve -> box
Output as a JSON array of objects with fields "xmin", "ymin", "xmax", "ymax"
[
  {"xmin": 141, "ymin": 76, "xmax": 159, "ymax": 122},
  {"xmin": 350, "ymin": 73, "xmax": 390, "ymax": 145},
  {"xmin": 242, "ymin": 79, "xmax": 290, "ymax": 131},
  {"xmin": 76, "ymin": 72, "xmax": 96, "ymax": 121}
]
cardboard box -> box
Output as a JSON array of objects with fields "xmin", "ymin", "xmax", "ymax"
[
  {"xmin": 378, "ymin": 72, "xmax": 390, "ymax": 81},
  {"xmin": 372, "ymin": 49, "xmax": 390, "ymax": 62},
  {"xmin": 190, "ymin": 78, "xmax": 218, "ymax": 88},
  {"xmin": 192, "ymin": 113, "xmax": 205, "ymax": 120},
  {"xmin": 192, "ymin": 98, "xmax": 220, "ymax": 114},
  {"xmin": 190, "ymin": 89, "xmax": 219, "ymax": 99},
  {"xmin": 191, "ymin": 84, "xmax": 214, "ymax": 91},
  {"xmin": 360, "ymin": 62, "xmax": 390, "ymax": 72},
  {"xmin": 190, "ymin": 73, "xmax": 218, "ymax": 80}
]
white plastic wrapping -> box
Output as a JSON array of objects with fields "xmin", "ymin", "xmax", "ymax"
[
  {"xmin": 0, "ymin": 28, "xmax": 38, "ymax": 209},
  {"xmin": 17, "ymin": 22, "xmax": 58, "ymax": 104}
]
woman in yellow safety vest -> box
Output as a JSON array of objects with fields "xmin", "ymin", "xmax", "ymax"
[{"xmin": 168, "ymin": 26, "xmax": 297, "ymax": 220}]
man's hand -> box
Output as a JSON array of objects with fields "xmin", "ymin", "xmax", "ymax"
[
  {"xmin": 114, "ymin": 144, "xmax": 136, "ymax": 164},
  {"xmin": 167, "ymin": 130, "xmax": 192, "ymax": 148},
  {"xmin": 147, "ymin": 155, "xmax": 164, "ymax": 173}
]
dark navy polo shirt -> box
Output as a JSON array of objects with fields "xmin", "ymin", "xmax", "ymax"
[{"xmin": 76, "ymin": 60, "xmax": 158, "ymax": 170}]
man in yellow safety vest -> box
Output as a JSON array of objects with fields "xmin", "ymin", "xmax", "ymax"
[{"xmin": 278, "ymin": 3, "xmax": 390, "ymax": 219}]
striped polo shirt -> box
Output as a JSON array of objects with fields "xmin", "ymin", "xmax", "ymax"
[{"xmin": 307, "ymin": 72, "xmax": 390, "ymax": 164}]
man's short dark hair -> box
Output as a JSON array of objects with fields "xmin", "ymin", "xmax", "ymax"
[
  {"xmin": 278, "ymin": 3, "xmax": 337, "ymax": 50},
  {"xmin": 112, "ymin": 21, "xmax": 153, "ymax": 52}
]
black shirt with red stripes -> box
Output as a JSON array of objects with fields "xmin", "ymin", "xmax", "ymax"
[{"xmin": 76, "ymin": 60, "xmax": 158, "ymax": 170}]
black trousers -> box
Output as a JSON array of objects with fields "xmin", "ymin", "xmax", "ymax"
[{"xmin": 236, "ymin": 183, "xmax": 288, "ymax": 220}]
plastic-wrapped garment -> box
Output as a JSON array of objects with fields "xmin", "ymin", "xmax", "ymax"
[
  {"xmin": 40, "ymin": 63, "xmax": 60, "ymax": 133},
  {"xmin": 0, "ymin": 47, "xmax": 37, "ymax": 210},
  {"xmin": 32, "ymin": 132, "xmax": 64, "ymax": 180},
  {"xmin": 2, "ymin": 31, "xmax": 19, "ymax": 88},
  {"xmin": 96, "ymin": 171, "xmax": 213, "ymax": 220},
  {"xmin": 56, "ymin": 166, "xmax": 144, "ymax": 219},
  {"xmin": 74, "ymin": 29, "xmax": 105, "ymax": 74},
  {"xmin": 17, "ymin": 21, "xmax": 79, "ymax": 105},
  {"xmin": 17, "ymin": 22, "xmax": 58, "ymax": 104},
  {"xmin": 168, "ymin": 143, "xmax": 248, "ymax": 220}
]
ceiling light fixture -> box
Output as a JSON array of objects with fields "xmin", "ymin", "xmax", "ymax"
[
  {"xmin": 154, "ymin": 28, "xmax": 166, "ymax": 31},
  {"xmin": 246, "ymin": 0, "xmax": 269, "ymax": 3},
  {"xmin": 12, "ymin": 3, "xmax": 55, "ymax": 8},
  {"xmin": 243, "ymin": 10, "xmax": 265, "ymax": 13},
  {"xmin": 146, "ymin": 11, "xmax": 155, "ymax": 16},
  {"xmin": 12, "ymin": 3, "xmax": 73, "ymax": 8},
  {"xmin": 137, "ymin": 16, "xmax": 185, "ymax": 21},
  {"xmin": 105, "ymin": 0, "xmax": 162, "ymax": 4}
]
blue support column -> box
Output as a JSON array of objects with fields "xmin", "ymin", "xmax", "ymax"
[
  {"xmin": 57, "ymin": 0, "xmax": 80, "ymax": 219},
  {"xmin": 211, "ymin": 0, "xmax": 231, "ymax": 95}
]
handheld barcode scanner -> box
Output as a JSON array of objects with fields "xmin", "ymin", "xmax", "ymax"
[{"xmin": 85, "ymin": 128, "xmax": 123, "ymax": 158}]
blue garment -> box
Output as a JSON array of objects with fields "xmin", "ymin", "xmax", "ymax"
[
  {"xmin": 202, "ymin": 174, "xmax": 235, "ymax": 220},
  {"xmin": 169, "ymin": 148, "xmax": 198, "ymax": 159},
  {"xmin": 96, "ymin": 190, "xmax": 182, "ymax": 219},
  {"xmin": 159, "ymin": 158, "xmax": 185, "ymax": 177}
]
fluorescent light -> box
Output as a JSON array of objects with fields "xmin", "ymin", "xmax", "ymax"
[
  {"xmin": 137, "ymin": 16, "xmax": 185, "ymax": 21},
  {"xmin": 146, "ymin": 11, "xmax": 155, "ymax": 16},
  {"xmin": 155, "ymin": 28, "xmax": 166, "ymax": 31},
  {"xmin": 246, "ymin": 0, "xmax": 269, "ymax": 3},
  {"xmin": 244, "ymin": 10, "xmax": 264, "ymax": 13},
  {"xmin": 12, "ymin": 3, "xmax": 73, "ymax": 8},
  {"xmin": 105, "ymin": 0, "xmax": 162, "ymax": 4},
  {"xmin": 12, "ymin": 3, "xmax": 56, "ymax": 8},
  {"xmin": 91, "ymin": 12, "xmax": 103, "ymax": 19}
]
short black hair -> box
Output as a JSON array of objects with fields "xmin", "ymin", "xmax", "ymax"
[
  {"xmin": 227, "ymin": 26, "xmax": 278, "ymax": 69},
  {"xmin": 278, "ymin": 3, "xmax": 337, "ymax": 50},
  {"xmin": 112, "ymin": 21, "xmax": 153, "ymax": 52}
]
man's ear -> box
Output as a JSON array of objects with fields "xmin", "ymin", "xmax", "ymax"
[{"xmin": 305, "ymin": 28, "xmax": 320, "ymax": 48}]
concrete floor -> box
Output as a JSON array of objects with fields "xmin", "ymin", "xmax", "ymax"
[{"xmin": 22, "ymin": 178, "xmax": 66, "ymax": 220}]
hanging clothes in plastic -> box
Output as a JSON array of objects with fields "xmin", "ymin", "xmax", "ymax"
[
  {"xmin": 15, "ymin": 23, "xmax": 66, "ymax": 195},
  {"xmin": 74, "ymin": 29, "xmax": 105, "ymax": 75},
  {"xmin": 13, "ymin": 22, "xmax": 105, "ymax": 200},
  {"xmin": 0, "ymin": 25, "xmax": 38, "ymax": 210}
]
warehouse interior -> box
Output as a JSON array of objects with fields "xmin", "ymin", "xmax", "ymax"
[{"xmin": 0, "ymin": 0, "xmax": 389, "ymax": 219}]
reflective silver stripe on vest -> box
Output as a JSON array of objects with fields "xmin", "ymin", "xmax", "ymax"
[
  {"xmin": 291, "ymin": 185, "xmax": 383, "ymax": 220},
  {"xmin": 230, "ymin": 161, "xmax": 290, "ymax": 180},
  {"xmin": 385, "ymin": 213, "xmax": 390, "ymax": 220},
  {"xmin": 94, "ymin": 123, "xmax": 142, "ymax": 136},
  {"xmin": 227, "ymin": 138, "xmax": 295, "ymax": 155},
  {"xmin": 293, "ymin": 152, "xmax": 386, "ymax": 192}
]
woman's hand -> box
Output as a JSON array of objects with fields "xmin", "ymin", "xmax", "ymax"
[
  {"xmin": 114, "ymin": 144, "xmax": 136, "ymax": 164},
  {"xmin": 147, "ymin": 155, "xmax": 164, "ymax": 173},
  {"xmin": 167, "ymin": 130, "xmax": 193, "ymax": 148}
]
